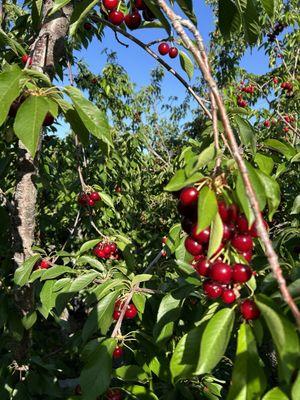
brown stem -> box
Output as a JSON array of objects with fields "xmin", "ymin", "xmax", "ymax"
[{"xmin": 156, "ymin": 0, "xmax": 300, "ymax": 326}]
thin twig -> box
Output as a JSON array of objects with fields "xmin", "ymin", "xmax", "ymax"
[{"xmin": 156, "ymin": 0, "xmax": 300, "ymax": 326}]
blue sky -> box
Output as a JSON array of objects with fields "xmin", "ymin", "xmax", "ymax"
[{"xmin": 58, "ymin": 1, "xmax": 271, "ymax": 135}]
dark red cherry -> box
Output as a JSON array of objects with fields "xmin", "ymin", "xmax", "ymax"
[
  {"xmin": 78, "ymin": 193, "xmax": 88, "ymax": 206},
  {"xmin": 84, "ymin": 22, "xmax": 92, "ymax": 30},
  {"xmin": 236, "ymin": 214, "xmax": 249, "ymax": 233},
  {"xmin": 240, "ymin": 299, "xmax": 260, "ymax": 320},
  {"xmin": 232, "ymin": 263, "xmax": 252, "ymax": 283},
  {"xmin": 90, "ymin": 192, "xmax": 101, "ymax": 201},
  {"xmin": 209, "ymin": 261, "xmax": 232, "ymax": 284},
  {"xmin": 135, "ymin": 0, "xmax": 146, "ymax": 10},
  {"xmin": 106, "ymin": 388, "xmax": 123, "ymax": 400},
  {"xmin": 222, "ymin": 289, "xmax": 236, "ymax": 304},
  {"xmin": 195, "ymin": 258, "xmax": 211, "ymax": 277},
  {"xmin": 113, "ymin": 345, "xmax": 124, "ymax": 359},
  {"xmin": 228, "ymin": 204, "xmax": 239, "ymax": 222},
  {"xmin": 87, "ymin": 198, "xmax": 95, "ymax": 207},
  {"xmin": 231, "ymin": 234, "xmax": 253, "ymax": 252},
  {"xmin": 191, "ymin": 225, "xmax": 210, "ymax": 244},
  {"xmin": 75, "ymin": 384, "xmax": 82, "ymax": 395},
  {"xmin": 169, "ymin": 47, "xmax": 178, "ymax": 58},
  {"xmin": 113, "ymin": 309, "xmax": 121, "ymax": 320},
  {"xmin": 239, "ymin": 251, "xmax": 253, "ymax": 262},
  {"xmin": 203, "ymin": 280, "xmax": 223, "ymax": 299},
  {"xmin": 184, "ymin": 236, "xmax": 203, "ymax": 256},
  {"xmin": 158, "ymin": 42, "xmax": 170, "ymax": 56},
  {"xmin": 125, "ymin": 303, "xmax": 138, "ymax": 319},
  {"xmin": 250, "ymin": 219, "xmax": 269, "ymax": 238},
  {"xmin": 110, "ymin": 242, "xmax": 117, "ymax": 253},
  {"xmin": 222, "ymin": 223, "xmax": 234, "ymax": 242},
  {"xmin": 103, "ymin": 0, "xmax": 119, "ymax": 10},
  {"xmin": 218, "ymin": 201, "xmax": 228, "ymax": 222},
  {"xmin": 124, "ymin": 11, "xmax": 141, "ymax": 29},
  {"xmin": 179, "ymin": 187, "xmax": 198, "ymax": 207},
  {"xmin": 108, "ymin": 10, "xmax": 124, "ymax": 25},
  {"xmin": 43, "ymin": 113, "xmax": 55, "ymax": 126}
]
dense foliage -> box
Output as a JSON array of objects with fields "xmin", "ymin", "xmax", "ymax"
[{"xmin": 0, "ymin": 0, "xmax": 299, "ymax": 399}]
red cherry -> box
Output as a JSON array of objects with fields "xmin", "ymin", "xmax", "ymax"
[
  {"xmin": 135, "ymin": 0, "xmax": 146, "ymax": 10},
  {"xmin": 222, "ymin": 289, "xmax": 236, "ymax": 304},
  {"xmin": 239, "ymin": 250, "xmax": 253, "ymax": 262},
  {"xmin": 228, "ymin": 204, "xmax": 239, "ymax": 222},
  {"xmin": 125, "ymin": 11, "xmax": 142, "ymax": 29},
  {"xmin": 184, "ymin": 236, "xmax": 203, "ymax": 256},
  {"xmin": 108, "ymin": 10, "xmax": 124, "ymax": 25},
  {"xmin": 240, "ymin": 299, "xmax": 260, "ymax": 320},
  {"xmin": 237, "ymin": 97, "xmax": 247, "ymax": 107},
  {"xmin": 273, "ymin": 77, "xmax": 278, "ymax": 84},
  {"xmin": 232, "ymin": 263, "xmax": 252, "ymax": 283},
  {"xmin": 84, "ymin": 22, "xmax": 92, "ymax": 30},
  {"xmin": 103, "ymin": 0, "xmax": 119, "ymax": 10},
  {"xmin": 75, "ymin": 384, "xmax": 82, "ymax": 395},
  {"xmin": 210, "ymin": 261, "xmax": 232, "ymax": 284},
  {"xmin": 179, "ymin": 187, "xmax": 198, "ymax": 207},
  {"xmin": 94, "ymin": 247, "xmax": 105, "ymax": 258},
  {"xmin": 90, "ymin": 192, "xmax": 101, "ymax": 201},
  {"xmin": 236, "ymin": 214, "xmax": 249, "ymax": 233},
  {"xmin": 103, "ymin": 244, "xmax": 112, "ymax": 255},
  {"xmin": 250, "ymin": 219, "xmax": 269, "ymax": 238},
  {"xmin": 203, "ymin": 280, "xmax": 223, "ymax": 299},
  {"xmin": 21, "ymin": 54, "xmax": 32, "ymax": 65},
  {"xmin": 125, "ymin": 303, "xmax": 138, "ymax": 319},
  {"xmin": 264, "ymin": 120, "xmax": 271, "ymax": 128},
  {"xmin": 218, "ymin": 201, "xmax": 228, "ymax": 222},
  {"xmin": 169, "ymin": 47, "xmax": 178, "ymax": 58},
  {"xmin": 195, "ymin": 258, "xmax": 211, "ymax": 277},
  {"xmin": 39, "ymin": 259, "xmax": 50, "ymax": 269},
  {"xmin": 231, "ymin": 234, "xmax": 253, "ymax": 252},
  {"xmin": 115, "ymin": 185, "xmax": 122, "ymax": 193},
  {"xmin": 43, "ymin": 113, "xmax": 55, "ymax": 126},
  {"xmin": 191, "ymin": 225, "xmax": 210, "ymax": 244},
  {"xmin": 106, "ymin": 389, "xmax": 123, "ymax": 400},
  {"xmin": 161, "ymin": 250, "xmax": 167, "ymax": 257},
  {"xmin": 78, "ymin": 193, "xmax": 88, "ymax": 206},
  {"xmin": 113, "ymin": 310, "xmax": 121, "ymax": 320},
  {"xmin": 110, "ymin": 242, "xmax": 117, "ymax": 253},
  {"xmin": 87, "ymin": 197, "xmax": 95, "ymax": 207},
  {"xmin": 113, "ymin": 345, "xmax": 124, "ymax": 359},
  {"xmin": 222, "ymin": 223, "xmax": 234, "ymax": 242},
  {"xmin": 162, "ymin": 236, "xmax": 167, "ymax": 244},
  {"xmin": 158, "ymin": 42, "xmax": 170, "ymax": 56}
]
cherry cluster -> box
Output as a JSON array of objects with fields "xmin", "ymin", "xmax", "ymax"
[
  {"xmin": 113, "ymin": 300, "xmax": 138, "ymax": 320},
  {"xmin": 281, "ymin": 81, "xmax": 293, "ymax": 92},
  {"xmin": 158, "ymin": 42, "xmax": 179, "ymax": 59},
  {"xmin": 103, "ymin": 0, "xmax": 155, "ymax": 29},
  {"xmin": 178, "ymin": 186, "xmax": 264, "ymax": 320},
  {"xmin": 236, "ymin": 82, "xmax": 255, "ymax": 108},
  {"xmin": 93, "ymin": 241, "xmax": 120, "ymax": 260},
  {"xmin": 78, "ymin": 191, "xmax": 101, "ymax": 207},
  {"xmin": 267, "ymin": 21, "xmax": 285, "ymax": 42}
]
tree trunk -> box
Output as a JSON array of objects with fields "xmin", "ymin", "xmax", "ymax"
[{"xmin": 12, "ymin": 0, "xmax": 73, "ymax": 362}]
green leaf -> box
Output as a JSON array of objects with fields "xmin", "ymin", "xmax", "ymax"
[
  {"xmin": 165, "ymin": 223, "xmax": 182, "ymax": 254},
  {"xmin": 22, "ymin": 311, "xmax": 37, "ymax": 330},
  {"xmin": 13, "ymin": 96, "xmax": 49, "ymax": 157},
  {"xmin": 69, "ymin": 0, "xmax": 98, "ymax": 36},
  {"xmin": 196, "ymin": 308, "xmax": 235, "ymax": 374},
  {"xmin": 235, "ymin": 0, "xmax": 260, "ymax": 44},
  {"xmin": 132, "ymin": 293, "xmax": 146, "ymax": 314},
  {"xmin": 227, "ymin": 323, "xmax": 266, "ymax": 400},
  {"xmin": 0, "ymin": 28, "xmax": 26, "ymax": 55},
  {"xmin": 207, "ymin": 212, "xmax": 224, "ymax": 259},
  {"xmin": 39, "ymin": 280, "xmax": 56, "ymax": 318},
  {"xmin": 78, "ymin": 239, "xmax": 101, "ymax": 255},
  {"xmin": 0, "ymin": 65, "xmax": 23, "ymax": 126},
  {"xmin": 254, "ymin": 153, "xmax": 274, "ymax": 175},
  {"xmin": 123, "ymin": 384, "xmax": 159, "ymax": 399},
  {"xmin": 114, "ymin": 365, "xmax": 148, "ymax": 382},
  {"xmin": 14, "ymin": 254, "xmax": 41, "ymax": 287},
  {"xmin": 80, "ymin": 338, "xmax": 116, "ymax": 399},
  {"xmin": 40, "ymin": 265, "xmax": 75, "ymax": 281},
  {"xmin": 292, "ymin": 371, "xmax": 300, "ymax": 400},
  {"xmin": 98, "ymin": 192, "xmax": 114, "ymax": 209},
  {"xmin": 179, "ymin": 50, "xmax": 194, "ymax": 80},
  {"xmin": 143, "ymin": 0, "xmax": 171, "ymax": 34},
  {"xmin": 291, "ymin": 195, "xmax": 300, "ymax": 214},
  {"xmin": 256, "ymin": 295, "xmax": 300, "ymax": 384},
  {"xmin": 235, "ymin": 115, "xmax": 256, "ymax": 154},
  {"xmin": 176, "ymin": 0, "xmax": 197, "ymax": 24},
  {"xmin": 82, "ymin": 291, "xmax": 119, "ymax": 341},
  {"xmin": 69, "ymin": 272, "xmax": 98, "ymax": 292},
  {"xmin": 264, "ymin": 139, "xmax": 297, "ymax": 160},
  {"xmin": 76, "ymin": 256, "xmax": 106, "ymax": 272},
  {"xmin": 262, "ymin": 387, "xmax": 289, "ymax": 400},
  {"xmin": 256, "ymin": 170, "xmax": 280, "ymax": 220},
  {"xmin": 197, "ymin": 186, "xmax": 218, "ymax": 232},
  {"xmin": 132, "ymin": 274, "xmax": 152, "ymax": 286},
  {"xmin": 261, "ymin": 0, "xmax": 274, "ymax": 18},
  {"xmin": 64, "ymin": 86, "xmax": 111, "ymax": 146},
  {"xmin": 218, "ymin": 0, "xmax": 241, "ymax": 39},
  {"xmin": 164, "ymin": 169, "xmax": 186, "ymax": 191},
  {"xmin": 153, "ymin": 292, "xmax": 182, "ymax": 344},
  {"xmin": 50, "ymin": 0, "xmax": 72, "ymax": 15}
]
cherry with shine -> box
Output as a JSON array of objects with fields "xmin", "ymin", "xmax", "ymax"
[
  {"xmin": 232, "ymin": 263, "xmax": 252, "ymax": 283},
  {"xmin": 203, "ymin": 280, "xmax": 223, "ymax": 299},
  {"xmin": 103, "ymin": 0, "xmax": 119, "ymax": 10},
  {"xmin": 191, "ymin": 225, "xmax": 210, "ymax": 243},
  {"xmin": 108, "ymin": 10, "xmax": 124, "ymax": 26},
  {"xmin": 184, "ymin": 236, "xmax": 203, "ymax": 256},
  {"xmin": 222, "ymin": 289, "xmax": 236, "ymax": 304},
  {"xmin": 231, "ymin": 234, "xmax": 253, "ymax": 252},
  {"xmin": 179, "ymin": 186, "xmax": 198, "ymax": 207},
  {"xmin": 125, "ymin": 303, "xmax": 138, "ymax": 319},
  {"xmin": 113, "ymin": 345, "xmax": 124, "ymax": 359},
  {"xmin": 158, "ymin": 42, "xmax": 170, "ymax": 56},
  {"xmin": 240, "ymin": 299, "xmax": 260, "ymax": 320},
  {"xmin": 195, "ymin": 258, "xmax": 211, "ymax": 277},
  {"xmin": 210, "ymin": 261, "xmax": 232, "ymax": 284},
  {"xmin": 169, "ymin": 47, "xmax": 178, "ymax": 58},
  {"xmin": 125, "ymin": 11, "xmax": 142, "ymax": 30}
]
